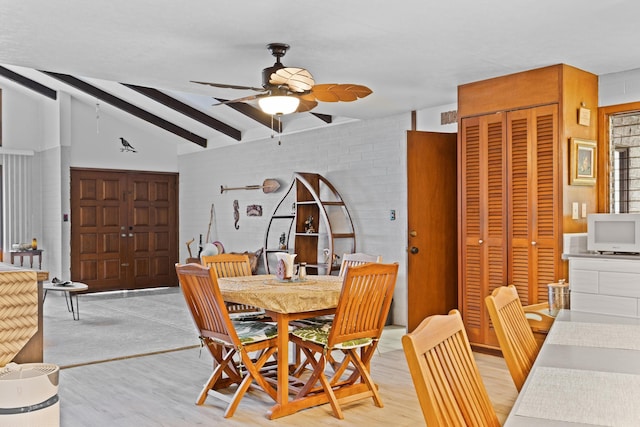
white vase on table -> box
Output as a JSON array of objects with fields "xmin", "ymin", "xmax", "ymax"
[{"xmin": 275, "ymin": 253, "xmax": 297, "ymax": 280}]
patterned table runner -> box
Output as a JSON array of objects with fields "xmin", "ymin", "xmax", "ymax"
[
  {"xmin": 546, "ymin": 321, "xmax": 640, "ymax": 351},
  {"xmin": 516, "ymin": 366, "xmax": 640, "ymax": 426}
]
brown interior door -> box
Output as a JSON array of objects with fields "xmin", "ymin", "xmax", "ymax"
[
  {"xmin": 407, "ymin": 131, "xmax": 458, "ymax": 332},
  {"xmin": 71, "ymin": 168, "xmax": 178, "ymax": 292}
]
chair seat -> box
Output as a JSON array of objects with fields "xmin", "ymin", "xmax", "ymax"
[
  {"xmin": 292, "ymin": 324, "xmax": 373, "ymax": 349},
  {"xmin": 291, "ymin": 314, "xmax": 334, "ymax": 328},
  {"xmin": 231, "ymin": 321, "xmax": 277, "ymax": 344}
]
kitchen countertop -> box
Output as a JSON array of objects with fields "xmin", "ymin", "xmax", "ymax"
[{"xmin": 562, "ymin": 252, "xmax": 640, "ymax": 261}]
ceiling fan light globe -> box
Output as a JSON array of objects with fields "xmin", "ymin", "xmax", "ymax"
[{"xmin": 259, "ymin": 95, "xmax": 300, "ymax": 115}]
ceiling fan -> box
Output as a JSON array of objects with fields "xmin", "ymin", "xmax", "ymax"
[{"xmin": 191, "ymin": 43, "xmax": 372, "ymax": 115}]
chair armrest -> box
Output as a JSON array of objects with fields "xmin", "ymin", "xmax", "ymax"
[{"xmin": 523, "ymin": 302, "xmax": 555, "ymax": 334}]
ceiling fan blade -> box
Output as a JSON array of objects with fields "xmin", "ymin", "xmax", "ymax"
[
  {"xmin": 191, "ymin": 80, "xmax": 265, "ymax": 92},
  {"xmin": 269, "ymin": 67, "xmax": 315, "ymax": 92},
  {"xmin": 213, "ymin": 94, "xmax": 264, "ymax": 105},
  {"xmin": 296, "ymin": 98, "xmax": 318, "ymax": 113},
  {"xmin": 310, "ymin": 84, "xmax": 373, "ymax": 102}
]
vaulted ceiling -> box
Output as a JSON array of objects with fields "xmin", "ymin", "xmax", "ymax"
[{"xmin": 1, "ymin": 0, "xmax": 639, "ymax": 151}]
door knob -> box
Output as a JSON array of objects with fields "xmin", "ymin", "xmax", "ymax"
[
  {"xmin": 121, "ymin": 234, "xmax": 127, "ymax": 237},
  {"xmin": 410, "ymin": 246, "xmax": 419, "ymax": 254},
  {"xmin": 478, "ymin": 239, "xmax": 484, "ymax": 244},
  {"xmin": 129, "ymin": 233, "xmax": 134, "ymax": 237},
  {"xmin": 409, "ymin": 230, "xmax": 418, "ymax": 237},
  {"xmin": 531, "ymin": 241, "xmax": 537, "ymax": 246}
]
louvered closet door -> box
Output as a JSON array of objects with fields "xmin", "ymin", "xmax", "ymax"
[
  {"xmin": 459, "ymin": 113, "xmax": 507, "ymax": 346},
  {"xmin": 507, "ymin": 104, "xmax": 559, "ymax": 306}
]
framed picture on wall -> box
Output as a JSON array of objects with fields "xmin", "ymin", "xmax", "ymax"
[{"xmin": 570, "ymin": 138, "xmax": 597, "ymax": 186}]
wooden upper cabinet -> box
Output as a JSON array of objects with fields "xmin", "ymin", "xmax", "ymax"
[{"xmin": 458, "ymin": 64, "xmax": 598, "ymax": 349}]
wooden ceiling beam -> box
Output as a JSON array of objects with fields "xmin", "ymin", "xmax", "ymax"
[
  {"xmin": 0, "ymin": 66, "xmax": 57, "ymax": 99},
  {"xmin": 312, "ymin": 112, "xmax": 332, "ymax": 123},
  {"xmin": 215, "ymin": 98, "xmax": 282, "ymax": 132},
  {"xmin": 42, "ymin": 71, "xmax": 207, "ymax": 147},
  {"xmin": 123, "ymin": 84, "xmax": 241, "ymax": 141}
]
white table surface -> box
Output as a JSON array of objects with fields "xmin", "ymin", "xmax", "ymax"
[
  {"xmin": 43, "ymin": 281, "xmax": 88, "ymax": 292},
  {"xmin": 505, "ymin": 310, "xmax": 640, "ymax": 426}
]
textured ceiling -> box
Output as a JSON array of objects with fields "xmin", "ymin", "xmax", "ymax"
[{"xmin": 0, "ymin": 0, "xmax": 639, "ymax": 149}]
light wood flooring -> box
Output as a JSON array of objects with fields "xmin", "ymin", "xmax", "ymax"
[{"xmin": 57, "ymin": 326, "xmax": 518, "ymax": 426}]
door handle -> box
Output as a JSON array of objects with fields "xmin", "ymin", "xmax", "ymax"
[
  {"xmin": 121, "ymin": 234, "xmax": 127, "ymax": 237},
  {"xmin": 410, "ymin": 246, "xmax": 419, "ymax": 254},
  {"xmin": 129, "ymin": 233, "xmax": 134, "ymax": 237}
]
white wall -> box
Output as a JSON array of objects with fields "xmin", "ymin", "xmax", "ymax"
[
  {"xmin": 179, "ymin": 113, "xmax": 412, "ymax": 324},
  {"xmin": 416, "ymin": 102, "xmax": 458, "ymax": 133},
  {"xmin": 69, "ymin": 100, "xmax": 179, "ymax": 172},
  {"xmin": 599, "ymin": 68, "xmax": 640, "ymax": 107}
]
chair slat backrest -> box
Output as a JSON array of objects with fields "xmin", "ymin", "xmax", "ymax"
[
  {"xmin": 402, "ymin": 310, "xmax": 500, "ymax": 427},
  {"xmin": 485, "ymin": 285, "xmax": 540, "ymax": 391},
  {"xmin": 201, "ymin": 254, "xmax": 263, "ymax": 316},
  {"xmin": 201, "ymin": 254, "xmax": 253, "ymax": 278},
  {"xmin": 328, "ymin": 263, "xmax": 398, "ymax": 347},
  {"xmin": 175, "ymin": 263, "xmax": 240, "ymax": 345},
  {"xmin": 338, "ymin": 253, "xmax": 382, "ymax": 277}
]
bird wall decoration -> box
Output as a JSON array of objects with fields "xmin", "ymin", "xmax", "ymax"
[{"xmin": 119, "ymin": 137, "xmax": 137, "ymax": 152}]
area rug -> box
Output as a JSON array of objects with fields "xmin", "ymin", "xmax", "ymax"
[{"xmin": 43, "ymin": 287, "xmax": 200, "ymax": 368}]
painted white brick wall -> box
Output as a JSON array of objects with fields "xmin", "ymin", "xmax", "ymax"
[{"xmin": 179, "ymin": 113, "xmax": 411, "ymax": 325}]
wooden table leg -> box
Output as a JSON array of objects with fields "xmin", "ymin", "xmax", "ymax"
[{"xmin": 268, "ymin": 312, "xmax": 291, "ymax": 419}]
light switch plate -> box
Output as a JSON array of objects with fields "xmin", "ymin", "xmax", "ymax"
[
  {"xmin": 572, "ymin": 202, "xmax": 579, "ymax": 220},
  {"xmin": 582, "ymin": 203, "xmax": 587, "ymax": 218}
]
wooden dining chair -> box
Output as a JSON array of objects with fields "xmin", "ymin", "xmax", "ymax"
[
  {"xmin": 293, "ymin": 252, "xmax": 383, "ymax": 329},
  {"xmin": 293, "ymin": 252, "xmax": 382, "ymax": 329},
  {"xmin": 201, "ymin": 253, "xmax": 266, "ymax": 320},
  {"xmin": 485, "ymin": 285, "xmax": 547, "ymax": 391},
  {"xmin": 290, "ymin": 262, "xmax": 399, "ymax": 419},
  {"xmin": 402, "ymin": 309, "xmax": 500, "ymax": 427},
  {"xmin": 338, "ymin": 252, "xmax": 383, "ymax": 277},
  {"xmin": 175, "ymin": 263, "xmax": 278, "ymax": 418}
]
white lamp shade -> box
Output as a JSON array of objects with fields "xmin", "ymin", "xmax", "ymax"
[{"xmin": 258, "ymin": 95, "xmax": 300, "ymax": 115}]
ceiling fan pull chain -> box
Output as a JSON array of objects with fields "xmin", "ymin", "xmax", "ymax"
[
  {"xmin": 270, "ymin": 114, "xmax": 275, "ymax": 140},
  {"xmin": 95, "ymin": 100, "xmax": 100, "ymax": 134}
]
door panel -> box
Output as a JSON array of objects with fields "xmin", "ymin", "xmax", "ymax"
[
  {"xmin": 459, "ymin": 113, "xmax": 507, "ymax": 347},
  {"xmin": 71, "ymin": 169, "xmax": 178, "ymax": 292},
  {"xmin": 507, "ymin": 105, "xmax": 559, "ymax": 306},
  {"xmin": 72, "ymin": 172, "xmax": 128, "ymax": 290},
  {"xmin": 407, "ymin": 131, "xmax": 458, "ymax": 332}
]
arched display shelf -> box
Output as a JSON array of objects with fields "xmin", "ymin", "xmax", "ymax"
[{"xmin": 263, "ymin": 172, "xmax": 356, "ymax": 275}]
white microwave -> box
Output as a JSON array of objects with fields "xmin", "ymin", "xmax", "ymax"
[{"xmin": 587, "ymin": 213, "xmax": 640, "ymax": 253}]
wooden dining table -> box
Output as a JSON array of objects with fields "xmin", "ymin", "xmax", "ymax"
[
  {"xmin": 505, "ymin": 309, "xmax": 640, "ymax": 426},
  {"xmin": 217, "ymin": 274, "xmax": 374, "ymax": 419}
]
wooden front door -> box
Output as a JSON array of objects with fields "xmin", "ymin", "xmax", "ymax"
[
  {"xmin": 407, "ymin": 131, "xmax": 458, "ymax": 332},
  {"xmin": 71, "ymin": 168, "xmax": 178, "ymax": 292}
]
